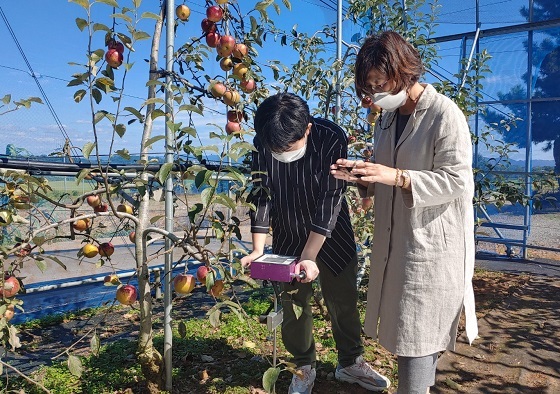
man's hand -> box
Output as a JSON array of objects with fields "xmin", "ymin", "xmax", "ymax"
[
  {"xmin": 240, "ymin": 250, "xmax": 263, "ymax": 268},
  {"xmin": 295, "ymin": 259, "xmax": 319, "ymax": 283}
]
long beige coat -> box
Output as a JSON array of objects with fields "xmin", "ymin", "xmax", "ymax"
[{"xmin": 361, "ymin": 84, "xmax": 478, "ymax": 357}]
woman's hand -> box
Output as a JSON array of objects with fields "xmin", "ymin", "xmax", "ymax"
[{"xmin": 331, "ymin": 159, "xmax": 397, "ymax": 186}]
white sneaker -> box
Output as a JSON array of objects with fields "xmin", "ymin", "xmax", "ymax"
[
  {"xmin": 288, "ymin": 365, "xmax": 316, "ymax": 394},
  {"xmin": 335, "ymin": 355, "xmax": 391, "ymax": 391}
]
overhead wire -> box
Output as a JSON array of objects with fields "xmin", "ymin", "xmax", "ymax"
[{"xmin": 0, "ymin": 5, "xmax": 81, "ymax": 160}]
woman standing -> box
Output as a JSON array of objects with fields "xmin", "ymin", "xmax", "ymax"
[{"xmin": 332, "ymin": 31, "xmax": 478, "ymax": 393}]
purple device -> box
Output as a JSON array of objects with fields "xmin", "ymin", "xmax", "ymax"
[{"xmin": 250, "ymin": 254, "xmax": 300, "ymax": 282}]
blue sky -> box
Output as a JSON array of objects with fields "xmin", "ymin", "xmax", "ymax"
[
  {"xmin": 0, "ymin": 0, "xmax": 553, "ymax": 162},
  {"xmin": 0, "ymin": 0, "xmax": 354, "ymax": 157}
]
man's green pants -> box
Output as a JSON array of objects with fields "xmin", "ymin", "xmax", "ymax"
[{"xmin": 281, "ymin": 254, "xmax": 363, "ymax": 368}]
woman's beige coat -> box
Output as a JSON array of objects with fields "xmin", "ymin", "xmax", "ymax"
[{"xmin": 361, "ymin": 84, "xmax": 478, "ymax": 357}]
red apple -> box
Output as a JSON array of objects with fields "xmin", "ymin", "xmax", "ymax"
[
  {"xmin": 196, "ymin": 266, "xmax": 215, "ymax": 285},
  {"xmin": 225, "ymin": 121, "xmax": 241, "ymax": 135},
  {"xmin": 220, "ymin": 57, "xmax": 233, "ymax": 72},
  {"xmin": 201, "ymin": 18, "xmax": 216, "ymax": 33},
  {"xmin": 232, "ymin": 43, "xmax": 248, "ymax": 59},
  {"xmin": 209, "ymin": 279, "xmax": 224, "ymax": 297},
  {"xmin": 227, "ymin": 110, "xmax": 244, "ymax": 122},
  {"xmin": 99, "ymin": 242, "xmax": 115, "ymax": 257},
  {"xmin": 206, "ymin": 5, "xmax": 223, "ymax": 22},
  {"xmin": 105, "ymin": 48, "xmax": 123, "ymax": 68},
  {"xmin": 116, "ymin": 284, "xmax": 137, "ymax": 305},
  {"xmin": 240, "ymin": 78, "xmax": 256, "ymax": 93},
  {"xmin": 209, "ymin": 82, "xmax": 227, "ymax": 98},
  {"xmin": 217, "ymin": 35, "xmax": 235, "ymax": 57},
  {"xmin": 348, "ymin": 135, "xmax": 357, "ymax": 143},
  {"xmin": 94, "ymin": 203, "xmax": 109, "ymax": 213},
  {"xmin": 86, "ymin": 195, "xmax": 101, "ymax": 207},
  {"xmin": 205, "ymin": 32, "xmax": 221, "ymax": 48},
  {"xmin": 129, "ymin": 231, "xmax": 136, "ymax": 243},
  {"xmin": 108, "ymin": 40, "xmax": 125, "ymax": 54},
  {"xmin": 1, "ymin": 276, "xmax": 20, "ymax": 298},
  {"xmin": 176, "ymin": 4, "xmax": 191, "ymax": 21},
  {"xmin": 173, "ymin": 273, "xmax": 196, "ymax": 294}
]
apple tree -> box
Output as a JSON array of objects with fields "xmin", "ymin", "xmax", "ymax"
[{"xmin": 0, "ymin": 0, "xmax": 292, "ymax": 391}]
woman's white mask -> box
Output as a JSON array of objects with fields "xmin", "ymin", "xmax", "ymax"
[
  {"xmin": 371, "ymin": 90, "xmax": 408, "ymax": 111},
  {"xmin": 271, "ymin": 143, "xmax": 307, "ymax": 163}
]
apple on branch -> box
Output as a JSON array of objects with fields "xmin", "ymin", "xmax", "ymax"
[
  {"xmin": 116, "ymin": 284, "xmax": 137, "ymax": 305},
  {"xmin": 86, "ymin": 195, "xmax": 101, "ymax": 208},
  {"xmin": 1, "ymin": 276, "xmax": 21, "ymax": 298},
  {"xmin": 206, "ymin": 5, "xmax": 223, "ymax": 22},
  {"xmin": 205, "ymin": 32, "xmax": 221, "ymax": 48},
  {"xmin": 201, "ymin": 18, "xmax": 216, "ymax": 33},
  {"xmin": 105, "ymin": 48, "xmax": 123, "ymax": 68},
  {"xmin": 81, "ymin": 243, "xmax": 99, "ymax": 258},
  {"xmin": 99, "ymin": 242, "xmax": 115, "ymax": 257},
  {"xmin": 175, "ymin": 4, "xmax": 191, "ymax": 21},
  {"xmin": 173, "ymin": 273, "xmax": 196, "ymax": 294}
]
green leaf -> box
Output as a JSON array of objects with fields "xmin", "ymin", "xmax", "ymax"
[
  {"xmin": 93, "ymin": 110, "xmax": 107, "ymax": 125},
  {"xmin": 93, "ymin": 23, "xmax": 110, "ymax": 32},
  {"xmin": 43, "ymin": 255, "xmax": 67, "ymax": 270},
  {"xmin": 70, "ymin": 0, "xmax": 89, "ymax": 10},
  {"xmin": 83, "ymin": 142, "xmax": 95, "ymax": 159},
  {"xmin": 282, "ymin": 0, "xmax": 291, "ymax": 11},
  {"xmin": 114, "ymin": 123, "xmax": 126, "ymax": 138},
  {"xmin": 292, "ymin": 304, "xmax": 303, "ymax": 319},
  {"xmin": 156, "ymin": 162, "xmax": 174, "ymax": 185},
  {"xmin": 201, "ymin": 187, "xmax": 215, "ymax": 207},
  {"xmin": 98, "ymin": 0, "xmax": 119, "ymax": 7},
  {"xmin": 115, "ymin": 149, "xmax": 130, "ymax": 160},
  {"xmin": 75, "ymin": 17, "xmax": 88, "ymax": 31},
  {"xmin": 262, "ymin": 367, "xmax": 281, "ymax": 393},
  {"xmin": 178, "ymin": 104, "xmax": 203, "ymax": 115},
  {"xmin": 208, "ymin": 308, "xmax": 221, "ymax": 328},
  {"xmin": 8, "ymin": 326, "xmax": 21, "ymax": 350},
  {"xmin": 178, "ymin": 321, "xmax": 187, "ymax": 338},
  {"xmin": 133, "ymin": 0, "xmax": 142, "ymax": 9},
  {"xmin": 132, "ymin": 30, "xmax": 151, "ymax": 41},
  {"xmin": 150, "ymin": 215, "xmax": 164, "ymax": 224},
  {"xmin": 144, "ymin": 97, "xmax": 165, "ymax": 106},
  {"xmin": 124, "ymin": 106, "xmax": 144, "ymax": 122},
  {"xmin": 144, "ymin": 135, "xmax": 165, "ymax": 148},
  {"xmin": 92, "ymin": 88, "xmax": 102, "ymax": 104},
  {"xmin": 73, "ymin": 89, "xmax": 86, "ymax": 103},
  {"xmin": 76, "ymin": 169, "xmax": 92, "ymax": 185},
  {"xmin": 90, "ymin": 333, "xmax": 100, "ymax": 356},
  {"xmin": 68, "ymin": 355, "xmax": 83, "ymax": 378},
  {"xmin": 111, "ymin": 13, "xmax": 133, "ymax": 23},
  {"xmin": 33, "ymin": 257, "xmax": 48, "ymax": 273},
  {"xmin": 141, "ymin": 11, "xmax": 161, "ymax": 20},
  {"xmin": 2, "ymin": 94, "xmax": 10, "ymax": 104}
]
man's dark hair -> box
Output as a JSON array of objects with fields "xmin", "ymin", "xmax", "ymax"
[{"xmin": 254, "ymin": 92, "xmax": 311, "ymax": 153}]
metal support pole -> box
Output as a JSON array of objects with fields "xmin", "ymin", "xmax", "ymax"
[
  {"xmin": 335, "ymin": 0, "xmax": 342, "ymax": 122},
  {"xmin": 164, "ymin": 0, "xmax": 175, "ymax": 390}
]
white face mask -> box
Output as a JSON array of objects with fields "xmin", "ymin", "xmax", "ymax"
[
  {"xmin": 271, "ymin": 143, "xmax": 307, "ymax": 163},
  {"xmin": 371, "ymin": 90, "xmax": 408, "ymax": 111}
]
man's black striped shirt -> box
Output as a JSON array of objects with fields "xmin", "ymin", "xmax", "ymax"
[{"xmin": 249, "ymin": 117, "xmax": 356, "ymax": 275}]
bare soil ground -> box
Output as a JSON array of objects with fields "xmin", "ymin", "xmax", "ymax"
[{"xmin": 10, "ymin": 266, "xmax": 560, "ymax": 393}]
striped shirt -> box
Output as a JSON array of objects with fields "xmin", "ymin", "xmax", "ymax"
[{"xmin": 249, "ymin": 117, "xmax": 356, "ymax": 275}]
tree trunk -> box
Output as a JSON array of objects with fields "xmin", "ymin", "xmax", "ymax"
[{"xmin": 134, "ymin": 4, "xmax": 166, "ymax": 392}]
